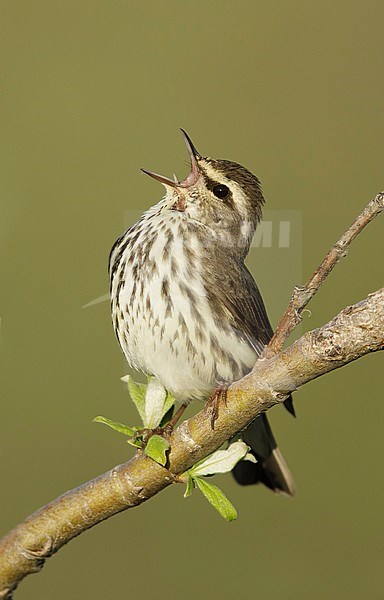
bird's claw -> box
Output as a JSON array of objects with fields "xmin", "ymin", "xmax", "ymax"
[
  {"xmin": 133, "ymin": 425, "xmax": 172, "ymax": 447},
  {"xmin": 206, "ymin": 385, "xmax": 228, "ymax": 429}
]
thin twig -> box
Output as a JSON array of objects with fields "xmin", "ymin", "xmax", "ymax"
[{"xmin": 266, "ymin": 192, "xmax": 384, "ymax": 356}]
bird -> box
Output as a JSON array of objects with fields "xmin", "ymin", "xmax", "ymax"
[{"xmin": 109, "ymin": 130, "xmax": 295, "ymax": 496}]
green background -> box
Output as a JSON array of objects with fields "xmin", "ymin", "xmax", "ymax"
[{"xmin": 1, "ymin": 1, "xmax": 383, "ymax": 598}]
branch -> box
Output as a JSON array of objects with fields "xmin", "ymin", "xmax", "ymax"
[
  {"xmin": 0, "ymin": 193, "xmax": 383, "ymax": 598},
  {"xmin": 0, "ymin": 289, "xmax": 383, "ymax": 598},
  {"xmin": 266, "ymin": 191, "xmax": 384, "ymax": 355}
]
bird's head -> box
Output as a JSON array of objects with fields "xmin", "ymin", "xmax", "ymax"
[{"xmin": 142, "ymin": 130, "xmax": 265, "ymax": 256}]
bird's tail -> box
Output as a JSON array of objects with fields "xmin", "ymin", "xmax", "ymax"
[{"xmin": 232, "ymin": 413, "xmax": 296, "ymax": 496}]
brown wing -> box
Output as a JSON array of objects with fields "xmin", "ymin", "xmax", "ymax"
[
  {"xmin": 213, "ymin": 259, "xmax": 274, "ymax": 351},
  {"xmin": 212, "ymin": 259, "xmax": 295, "ymax": 417}
]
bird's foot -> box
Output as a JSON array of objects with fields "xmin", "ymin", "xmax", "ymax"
[
  {"xmin": 133, "ymin": 425, "xmax": 171, "ymax": 447},
  {"xmin": 132, "ymin": 402, "xmax": 188, "ymax": 446},
  {"xmin": 206, "ymin": 384, "xmax": 228, "ymax": 429},
  {"xmin": 165, "ymin": 401, "xmax": 188, "ymax": 430}
]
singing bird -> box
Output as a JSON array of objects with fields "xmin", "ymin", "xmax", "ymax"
[{"xmin": 109, "ymin": 130, "xmax": 295, "ymax": 496}]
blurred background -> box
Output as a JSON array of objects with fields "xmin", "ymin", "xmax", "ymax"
[{"xmin": 1, "ymin": 1, "xmax": 383, "ymax": 598}]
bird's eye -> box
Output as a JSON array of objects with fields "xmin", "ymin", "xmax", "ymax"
[{"xmin": 212, "ymin": 184, "xmax": 230, "ymax": 199}]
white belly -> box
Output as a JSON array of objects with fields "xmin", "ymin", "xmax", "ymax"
[{"xmin": 112, "ymin": 214, "xmax": 257, "ymax": 402}]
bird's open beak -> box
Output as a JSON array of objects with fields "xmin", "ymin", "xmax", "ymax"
[{"xmin": 142, "ymin": 129, "xmax": 201, "ymax": 188}]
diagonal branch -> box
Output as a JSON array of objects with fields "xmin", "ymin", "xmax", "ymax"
[
  {"xmin": 266, "ymin": 191, "xmax": 384, "ymax": 355},
  {"xmin": 0, "ymin": 288, "xmax": 383, "ymax": 599}
]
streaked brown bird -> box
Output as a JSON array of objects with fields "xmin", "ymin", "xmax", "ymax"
[{"xmin": 109, "ymin": 130, "xmax": 295, "ymax": 496}]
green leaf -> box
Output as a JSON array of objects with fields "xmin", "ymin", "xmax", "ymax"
[
  {"xmin": 93, "ymin": 416, "xmax": 136, "ymax": 437},
  {"xmin": 144, "ymin": 377, "xmax": 167, "ymax": 428},
  {"xmin": 125, "ymin": 376, "xmax": 147, "ymax": 424},
  {"xmin": 144, "ymin": 434, "xmax": 170, "ymax": 466},
  {"xmin": 121, "ymin": 375, "xmax": 176, "ymax": 428},
  {"xmin": 128, "ymin": 435, "xmax": 145, "ymax": 448},
  {"xmin": 160, "ymin": 404, "xmax": 175, "ymax": 427},
  {"xmin": 189, "ymin": 441, "xmax": 251, "ymax": 477},
  {"xmin": 184, "ymin": 475, "xmax": 194, "ymax": 498},
  {"xmin": 144, "ymin": 378, "xmax": 176, "ymax": 428},
  {"xmin": 162, "ymin": 391, "xmax": 176, "ymax": 423},
  {"xmin": 194, "ymin": 477, "xmax": 238, "ymax": 522},
  {"xmin": 244, "ymin": 452, "xmax": 257, "ymax": 463}
]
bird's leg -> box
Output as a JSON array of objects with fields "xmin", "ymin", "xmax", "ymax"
[
  {"xmin": 134, "ymin": 402, "xmax": 189, "ymax": 446},
  {"xmin": 163, "ymin": 402, "xmax": 188, "ymax": 431},
  {"xmin": 207, "ymin": 384, "xmax": 228, "ymax": 429}
]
